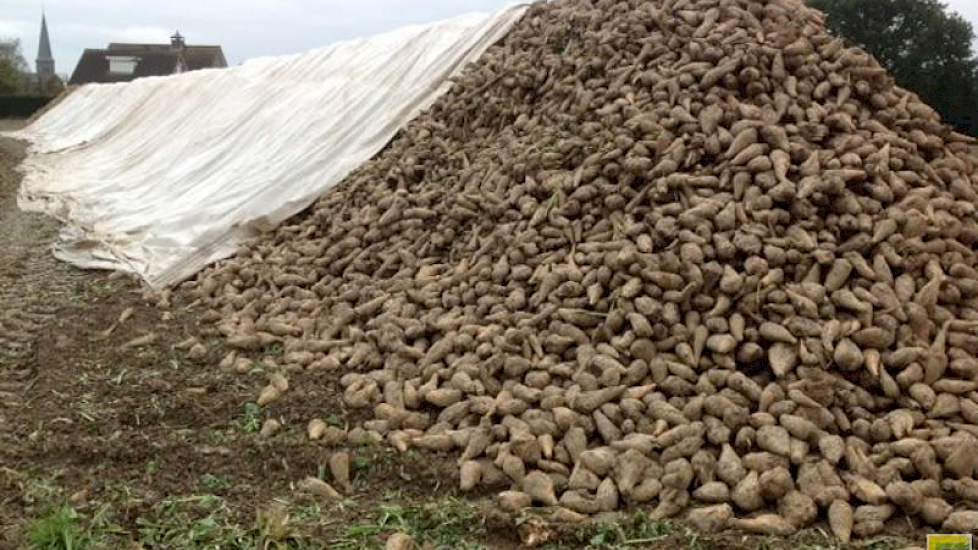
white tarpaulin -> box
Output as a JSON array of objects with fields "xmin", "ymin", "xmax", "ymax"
[{"xmin": 7, "ymin": 5, "xmax": 527, "ymax": 288}]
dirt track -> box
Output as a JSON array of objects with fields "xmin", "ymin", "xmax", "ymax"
[
  {"xmin": 0, "ymin": 121, "xmax": 920, "ymax": 549},
  {"xmin": 0, "ymin": 119, "xmax": 88, "ymax": 457},
  {"xmin": 0, "ymin": 122, "xmax": 80, "ymax": 369}
]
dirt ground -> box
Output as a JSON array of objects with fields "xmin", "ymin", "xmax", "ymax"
[{"xmin": 0, "ymin": 121, "xmax": 921, "ymax": 550}]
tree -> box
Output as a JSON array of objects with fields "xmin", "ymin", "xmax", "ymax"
[
  {"xmin": 44, "ymin": 74, "xmax": 65, "ymax": 95},
  {"xmin": 809, "ymin": 0, "xmax": 978, "ymax": 136},
  {"xmin": 0, "ymin": 38, "xmax": 27, "ymax": 95}
]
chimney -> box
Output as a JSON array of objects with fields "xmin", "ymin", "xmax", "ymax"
[
  {"xmin": 170, "ymin": 31, "xmax": 186, "ymax": 51},
  {"xmin": 171, "ymin": 31, "xmax": 187, "ymax": 74}
]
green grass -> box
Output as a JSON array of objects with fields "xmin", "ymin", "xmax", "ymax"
[
  {"xmin": 137, "ymin": 495, "xmax": 225, "ymax": 546},
  {"xmin": 63, "ymin": 277, "xmax": 118, "ymax": 308},
  {"xmin": 263, "ymin": 343, "xmax": 285, "ymax": 357},
  {"xmin": 134, "ymin": 494, "xmax": 319, "ymax": 549},
  {"xmin": 346, "ymin": 446, "xmax": 419, "ymax": 485},
  {"xmin": 236, "ymin": 402, "xmax": 263, "ymax": 433},
  {"xmin": 199, "ymin": 473, "xmax": 231, "ymax": 493},
  {"xmin": 785, "ymin": 527, "xmax": 905, "ymax": 550},
  {"xmin": 18, "ymin": 482, "xmax": 319, "ymax": 550},
  {"xmin": 27, "ymin": 507, "xmax": 88, "ymax": 550},
  {"xmin": 537, "ymin": 512, "xmax": 678, "ymax": 550},
  {"xmin": 331, "ymin": 497, "xmax": 485, "ymax": 550}
]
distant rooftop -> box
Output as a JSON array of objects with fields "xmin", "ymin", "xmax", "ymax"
[{"xmin": 69, "ymin": 33, "xmax": 227, "ymax": 85}]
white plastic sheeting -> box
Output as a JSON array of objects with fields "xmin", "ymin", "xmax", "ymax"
[{"xmin": 7, "ymin": 5, "xmax": 527, "ymax": 288}]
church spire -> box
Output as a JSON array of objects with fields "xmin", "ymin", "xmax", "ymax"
[{"xmin": 36, "ymin": 11, "xmax": 55, "ymax": 79}]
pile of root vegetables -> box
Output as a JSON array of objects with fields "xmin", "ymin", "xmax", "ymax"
[{"xmin": 192, "ymin": 0, "xmax": 978, "ymax": 540}]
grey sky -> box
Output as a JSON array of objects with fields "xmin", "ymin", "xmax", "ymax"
[
  {"xmin": 2, "ymin": 0, "xmax": 516, "ymax": 78},
  {"xmin": 949, "ymin": 0, "xmax": 978, "ymax": 34},
  {"xmin": 2, "ymin": 0, "xmax": 978, "ymax": 79}
]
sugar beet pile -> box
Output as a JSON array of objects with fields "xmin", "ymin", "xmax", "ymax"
[{"xmin": 193, "ymin": 0, "xmax": 978, "ymax": 540}]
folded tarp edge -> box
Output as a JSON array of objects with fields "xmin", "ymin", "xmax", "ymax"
[{"xmin": 4, "ymin": 4, "xmax": 530, "ymax": 289}]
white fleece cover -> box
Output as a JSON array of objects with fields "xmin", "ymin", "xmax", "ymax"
[{"xmin": 6, "ymin": 5, "xmax": 527, "ymax": 288}]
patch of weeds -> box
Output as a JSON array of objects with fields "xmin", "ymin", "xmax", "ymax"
[
  {"xmin": 263, "ymin": 343, "xmax": 285, "ymax": 357},
  {"xmin": 64, "ymin": 279, "xmax": 115, "ymax": 307},
  {"xmin": 352, "ymin": 455, "xmax": 373, "ymax": 474},
  {"xmin": 199, "ymin": 474, "xmax": 231, "ymax": 493},
  {"xmin": 325, "ymin": 414, "xmax": 346, "ymax": 428},
  {"xmin": 350, "ymin": 447, "xmax": 423, "ymax": 489},
  {"xmin": 790, "ymin": 529, "xmax": 842, "ymax": 550},
  {"xmin": 247, "ymin": 361, "xmax": 267, "ymax": 376},
  {"xmin": 27, "ymin": 506, "xmax": 88, "ymax": 550},
  {"xmin": 791, "ymin": 543, "xmax": 840, "ymax": 550},
  {"xmin": 236, "ymin": 402, "xmax": 263, "ymax": 433},
  {"xmin": 86, "ymin": 501, "xmax": 130, "ymax": 546},
  {"xmin": 268, "ymin": 500, "xmax": 344, "ymax": 545},
  {"xmin": 331, "ymin": 497, "xmax": 485, "ymax": 550},
  {"xmin": 350, "ymin": 446, "xmax": 388, "ymax": 476},
  {"xmin": 255, "ymin": 502, "xmax": 297, "ymax": 545},
  {"xmin": 21, "ymin": 475, "xmax": 64, "ymax": 505},
  {"xmin": 67, "ymin": 282, "xmax": 89, "ymax": 306},
  {"xmin": 290, "ymin": 502, "xmax": 323, "ymax": 524},
  {"xmin": 89, "ymin": 280, "xmax": 117, "ymax": 300},
  {"xmin": 547, "ymin": 513, "xmax": 676, "ymax": 549},
  {"xmin": 858, "ymin": 536, "xmax": 905, "ymax": 550},
  {"xmin": 789, "ymin": 527, "xmax": 905, "ymax": 550},
  {"xmin": 135, "ymin": 495, "xmax": 316, "ymax": 549},
  {"xmin": 136, "ymin": 495, "xmax": 236, "ymax": 548}
]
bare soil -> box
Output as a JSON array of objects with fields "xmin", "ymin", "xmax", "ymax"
[{"xmin": 0, "ymin": 123, "xmax": 919, "ymax": 549}]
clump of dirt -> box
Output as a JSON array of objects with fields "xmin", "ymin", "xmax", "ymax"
[{"xmin": 192, "ymin": 0, "xmax": 978, "ymax": 540}]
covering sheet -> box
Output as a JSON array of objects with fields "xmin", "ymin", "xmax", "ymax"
[{"xmin": 6, "ymin": 5, "xmax": 527, "ymax": 288}]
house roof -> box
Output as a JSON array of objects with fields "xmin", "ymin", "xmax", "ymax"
[
  {"xmin": 69, "ymin": 43, "xmax": 228, "ymax": 85},
  {"xmin": 184, "ymin": 48, "xmax": 227, "ymax": 71}
]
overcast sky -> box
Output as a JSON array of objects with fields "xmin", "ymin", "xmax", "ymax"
[
  {"xmin": 2, "ymin": 0, "xmax": 978, "ymax": 79},
  {"xmin": 1, "ymin": 0, "xmax": 516, "ymax": 78}
]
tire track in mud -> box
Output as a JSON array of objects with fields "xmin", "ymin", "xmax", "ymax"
[{"xmin": 0, "ymin": 124, "xmax": 87, "ymax": 424}]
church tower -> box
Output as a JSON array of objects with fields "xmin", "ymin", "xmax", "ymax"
[{"xmin": 36, "ymin": 12, "xmax": 55, "ymax": 80}]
